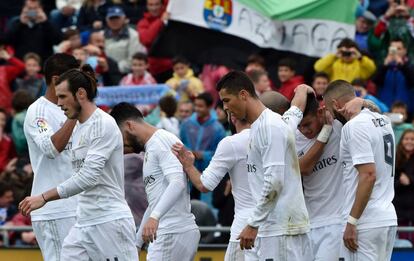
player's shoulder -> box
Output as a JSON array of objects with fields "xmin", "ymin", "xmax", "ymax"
[{"xmin": 152, "ymin": 129, "xmax": 180, "ymax": 149}]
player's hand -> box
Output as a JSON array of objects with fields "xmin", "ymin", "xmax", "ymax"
[
  {"xmin": 340, "ymin": 97, "xmax": 364, "ymax": 119},
  {"xmin": 343, "ymin": 223, "xmax": 358, "ymax": 252},
  {"xmin": 322, "ymin": 107, "xmax": 334, "ymax": 125},
  {"xmin": 19, "ymin": 195, "xmax": 46, "ymax": 216},
  {"xmin": 237, "ymin": 225, "xmax": 258, "ymax": 250},
  {"xmin": 172, "ymin": 143, "xmax": 195, "ymax": 169},
  {"xmin": 142, "ymin": 218, "xmax": 159, "ymax": 244}
]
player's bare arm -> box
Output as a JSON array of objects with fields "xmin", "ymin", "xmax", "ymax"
[
  {"xmin": 50, "ymin": 119, "xmax": 77, "ymax": 152},
  {"xmin": 19, "ymin": 188, "xmax": 61, "ymax": 216}
]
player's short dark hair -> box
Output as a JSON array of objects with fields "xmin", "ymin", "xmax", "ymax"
[
  {"xmin": 12, "ymin": 90, "xmax": 33, "ymax": 113},
  {"xmin": 0, "ymin": 181, "xmax": 12, "ymax": 197},
  {"xmin": 278, "ymin": 58, "xmax": 296, "ymax": 71},
  {"xmin": 44, "ymin": 53, "xmax": 80, "ymax": 85},
  {"xmin": 159, "ymin": 95, "xmax": 177, "ymax": 118},
  {"xmin": 247, "ymin": 69, "xmax": 267, "ymax": 84},
  {"xmin": 216, "ymin": 71, "xmax": 257, "ymax": 98},
  {"xmin": 132, "ymin": 52, "xmax": 148, "ymax": 63},
  {"xmin": 324, "ymin": 80, "xmax": 355, "ymax": 101},
  {"xmin": 172, "ymin": 56, "xmax": 190, "ymax": 66},
  {"xmin": 312, "ymin": 72, "xmax": 329, "ymax": 82},
  {"xmin": 195, "ymin": 92, "xmax": 214, "ymax": 107},
  {"xmin": 303, "ymin": 94, "xmax": 320, "ymax": 117},
  {"xmin": 56, "ymin": 64, "xmax": 98, "ymax": 101},
  {"xmin": 337, "ymin": 38, "xmax": 359, "ymax": 51},
  {"xmin": 247, "ymin": 54, "xmax": 265, "ymax": 67},
  {"xmin": 110, "ymin": 102, "xmax": 144, "ymax": 125}
]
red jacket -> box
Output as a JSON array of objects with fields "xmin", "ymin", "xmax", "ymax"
[
  {"xmin": 0, "ymin": 134, "xmax": 16, "ymax": 172},
  {"xmin": 137, "ymin": 12, "xmax": 172, "ymax": 75},
  {"xmin": 0, "ymin": 57, "xmax": 25, "ymax": 112},
  {"xmin": 278, "ymin": 75, "xmax": 305, "ymax": 101}
]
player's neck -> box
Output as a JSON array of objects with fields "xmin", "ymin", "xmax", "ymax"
[
  {"xmin": 136, "ymin": 123, "xmax": 158, "ymax": 146},
  {"xmin": 44, "ymin": 86, "xmax": 58, "ymax": 104},
  {"xmin": 246, "ymin": 99, "xmax": 266, "ymax": 124},
  {"xmin": 78, "ymin": 102, "xmax": 97, "ymax": 123}
]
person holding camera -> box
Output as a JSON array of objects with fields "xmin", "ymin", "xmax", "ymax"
[
  {"xmin": 314, "ymin": 38, "xmax": 376, "ymax": 83},
  {"xmin": 5, "ymin": 0, "xmax": 62, "ymax": 63},
  {"xmin": 374, "ymin": 38, "xmax": 414, "ymax": 113}
]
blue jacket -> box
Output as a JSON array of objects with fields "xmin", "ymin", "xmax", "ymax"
[{"xmin": 180, "ymin": 112, "xmax": 226, "ymax": 172}]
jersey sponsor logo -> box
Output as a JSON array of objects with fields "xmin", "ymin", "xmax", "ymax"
[
  {"xmin": 72, "ymin": 158, "xmax": 85, "ymax": 172},
  {"xmin": 65, "ymin": 141, "xmax": 72, "ymax": 151},
  {"xmin": 36, "ymin": 118, "xmax": 49, "ymax": 133},
  {"xmin": 371, "ymin": 118, "xmax": 387, "ymax": 127},
  {"xmin": 312, "ymin": 155, "xmax": 338, "ymax": 172},
  {"xmin": 144, "ymin": 175, "xmax": 156, "ymax": 186},
  {"xmin": 247, "ymin": 163, "xmax": 257, "ymax": 173}
]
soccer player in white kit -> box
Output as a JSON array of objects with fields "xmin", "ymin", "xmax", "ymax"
[
  {"xmin": 172, "ymin": 115, "xmax": 257, "ymax": 261},
  {"xmin": 20, "ymin": 66, "xmax": 138, "ymax": 261},
  {"xmin": 323, "ymin": 80, "xmax": 397, "ymax": 261},
  {"xmin": 23, "ymin": 53, "xmax": 79, "ymax": 261},
  {"xmin": 216, "ymin": 71, "xmax": 312, "ymax": 261},
  {"xmin": 109, "ymin": 102, "xmax": 200, "ymax": 261}
]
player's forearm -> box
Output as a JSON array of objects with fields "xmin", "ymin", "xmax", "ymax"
[
  {"xmin": 350, "ymin": 171, "xmax": 376, "ymax": 219},
  {"xmin": 42, "ymin": 188, "xmax": 61, "ymax": 202},
  {"xmin": 51, "ymin": 119, "xmax": 77, "ymax": 152},
  {"xmin": 184, "ymin": 165, "xmax": 209, "ymax": 193},
  {"xmin": 248, "ymin": 165, "xmax": 283, "ymax": 227},
  {"xmin": 299, "ymin": 141, "xmax": 326, "ymax": 176},
  {"xmin": 290, "ymin": 89, "xmax": 308, "ymax": 113}
]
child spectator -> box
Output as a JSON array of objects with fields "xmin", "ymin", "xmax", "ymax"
[
  {"xmin": 0, "ymin": 109, "xmax": 16, "ymax": 173},
  {"xmin": 248, "ymin": 69, "xmax": 272, "ymax": 96},
  {"xmin": 176, "ymin": 101, "xmax": 193, "ymax": 123},
  {"xmin": 312, "ymin": 72, "xmax": 329, "ymax": 101},
  {"xmin": 120, "ymin": 52, "xmax": 156, "ymax": 85},
  {"xmin": 156, "ymin": 95, "xmax": 179, "ymax": 137},
  {"xmin": 352, "ymin": 79, "xmax": 389, "ymax": 113},
  {"xmin": 314, "ymin": 38, "xmax": 376, "ymax": 83},
  {"xmin": 166, "ymin": 56, "xmax": 204, "ymax": 102},
  {"xmin": 277, "ymin": 58, "xmax": 304, "ymax": 101},
  {"xmin": 56, "ymin": 28, "xmax": 82, "ymax": 54},
  {"xmin": 245, "ymin": 53, "xmax": 266, "ymax": 73},
  {"xmin": 390, "ymin": 101, "xmax": 414, "ymax": 144},
  {"xmin": 0, "ymin": 182, "xmax": 16, "ymax": 226},
  {"xmin": 15, "ymin": 52, "xmax": 46, "ymax": 100},
  {"xmin": 11, "ymin": 90, "xmax": 33, "ymax": 156}
]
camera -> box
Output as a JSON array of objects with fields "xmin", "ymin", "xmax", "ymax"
[
  {"xmin": 389, "ymin": 46, "xmax": 398, "ymax": 55},
  {"xmin": 341, "ymin": 50, "xmax": 352, "ymax": 57},
  {"xmin": 26, "ymin": 10, "xmax": 38, "ymax": 20}
]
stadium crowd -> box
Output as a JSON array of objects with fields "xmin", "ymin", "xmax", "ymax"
[{"xmin": 0, "ymin": 0, "xmax": 413, "ymax": 248}]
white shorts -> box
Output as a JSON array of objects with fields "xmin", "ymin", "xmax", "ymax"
[
  {"xmin": 255, "ymin": 233, "xmax": 313, "ymax": 261},
  {"xmin": 225, "ymin": 241, "xmax": 259, "ymax": 261},
  {"xmin": 310, "ymin": 224, "xmax": 342, "ymax": 261},
  {"xmin": 339, "ymin": 226, "xmax": 396, "ymax": 261},
  {"xmin": 32, "ymin": 216, "xmax": 76, "ymax": 261},
  {"xmin": 60, "ymin": 218, "xmax": 138, "ymax": 261},
  {"xmin": 146, "ymin": 229, "xmax": 200, "ymax": 261}
]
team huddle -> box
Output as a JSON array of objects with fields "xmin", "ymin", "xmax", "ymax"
[{"xmin": 18, "ymin": 53, "xmax": 397, "ymax": 261}]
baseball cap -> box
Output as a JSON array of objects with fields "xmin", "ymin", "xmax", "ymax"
[{"xmin": 106, "ymin": 6, "xmax": 125, "ymax": 19}]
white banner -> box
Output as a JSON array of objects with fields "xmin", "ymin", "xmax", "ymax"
[{"xmin": 168, "ymin": 0, "xmax": 355, "ymax": 57}]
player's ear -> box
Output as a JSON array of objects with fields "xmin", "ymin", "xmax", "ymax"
[{"xmin": 332, "ymin": 98, "xmax": 339, "ymax": 110}]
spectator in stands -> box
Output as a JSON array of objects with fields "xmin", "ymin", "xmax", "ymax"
[
  {"xmin": 314, "ymin": 38, "xmax": 376, "ymax": 83},
  {"xmin": 215, "ymin": 101, "xmax": 231, "ymax": 136},
  {"xmin": 176, "ymin": 100, "xmax": 193, "ymax": 123},
  {"xmin": 245, "ymin": 53, "xmax": 266, "ymax": 73},
  {"xmin": 56, "ymin": 28, "xmax": 82, "ymax": 54},
  {"xmin": 390, "ymin": 101, "xmax": 414, "ymax": 144},
  {"xmin": 351, "ymin": 79, "xmax": 389, "ymax": 113},
  {"xmin": 76, "ymin": 0, "xmax": 112, "ymax": 32},
  {"xmin": 0, "ymin": 45, "xmax": 25, "ymax": 112},
  {"xmin": 0, "ymin": 182, "xmax": 16, "ymax": 226},
  {"xmin": 8, "ymin": 213, "xmax": 36, "ymax": 246},
  {"xmin": 156, "ymin": 95, "xmax": 179, "ymax": 136},
  {"xmin": 15, "ymin": 52, "xmax": 46, "ymax": 100},
  {"xmin": 374, "ymin": 38, "xmax": 414, "ymax": 113},
  {"xmin": 137, "ymin": 0, "xmax": 172, "ymax": 82},
  {"xmin": 117, "ymin": 0, "xmax": 146, "ymax": 25},
  {"xmin": 0, "ymin": 109, "xmax": 16, "ymax": 173},
  {"xmin": 199, "ymin": 64, "xmax": 230, "ymax": 106},
  {"xmin": 248, "ymin": 69, "xmax": 272, "ymax": 96},
  {"xmin": 166, "ymin": 56, "xmax": 204, "ymax": 102},
  {"xmin": 11, "ymin": 90, "xmax": 33, "ymax": 156},
  {"xmin": 394, "ymin": 129, "xmax": 414, "ymax": 242},
  {"xmin": 84, "ymin": 30, "xmax": 122, "ymax": 86},
  {"xmin": 104, "ymin": 6, "xmax": 146, "ymax": 74},
  {"xmin": 277, "ymin": 58, "xmax": 304, "ymax": 101},
  {"xmin": 180, "ymin": 92, "xmax": 226, "ymax": 201},
  {"xmin": 6, "ymin": 0, "xmax": 62, "ymax": 63},
  {"xmin": 311, "ymin": 72, "xmax": 329, "ymax": 102},
  {"xmin": 369, "ymin": 0, "xmax": 414, "ymax": 63},
  {"xmin": 4, "ymin": 156, "xmax": 32, "ymax": 205},
  {"xmin": 49, "ymin": 0, "xmax": 82, "ymax": 31},
  {"xmin": 120, "ymin": 52, "xmax": 156, "ymax": 85},
  {"xmin": 355, "ymin": 10, "xmax": 377, "ymax": 53}
]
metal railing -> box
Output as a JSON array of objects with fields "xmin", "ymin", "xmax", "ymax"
[{"xmin": 0, "ymin": 226, "xmax": 413, "ymax": 248}]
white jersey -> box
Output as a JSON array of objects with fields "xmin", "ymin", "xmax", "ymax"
[
  {"xmin": 57, "ymin": 108, "xmax": 133, "ymax": 227},
  {"xmin": 246, "ymin": 109, "xmax": 309, "ymax": 237},
  {"xmin": 282, "ymin": 105, "xmax": 303, "ymax": 131},
  {"xmin": 143, "ymin": 129, "xmax": 197, "ymax": 235},
  {"xmin": 296, "ymin": 120, "xmax": 345, "ymax": 228},
  {"xmin": 201, "ymin": 129, "xmax": 255, "ymax": 242},
  {"xmin": 340, "ymin": 109, "xmax": 397, "ymax": 229},
  {"xmin": 24, "ymin": 97, "xmax": 77, "ymax": 221}
]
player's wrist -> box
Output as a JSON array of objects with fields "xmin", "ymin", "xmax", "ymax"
[
  {"xmin": 317, "ymin": 124, "xmax": 333, "ymax": 143},
  {"xmin": 149, "ymin": 212, "xmax": 160, "ymax": 221},
  {"xmin": 347, "ymin": 215, "xmax": 358, "ymax": 226},
  {"xmin": 41, "ymin": 193, "xmax": 48, "ymax": 204}
]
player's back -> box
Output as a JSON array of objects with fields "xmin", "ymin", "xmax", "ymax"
[{"xmin": 340, "ymin": 109, "xmax": 397, "ymax": 229}]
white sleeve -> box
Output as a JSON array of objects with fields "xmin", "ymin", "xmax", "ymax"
[
  {"xmin": 348, "ymin": 123, "xmax": 375, "ymax": 166},
  {"xmin": 248, "ymin": 124, "xmax": 286, "ymax": 227},
  {"xmin": 24, "ymin": 115, "xmax": 59, "ymax": 159},
  {"xmin": 150, "ymin": 149, "xmax": 187, "ymax": 220},
  {"xmin": 201, "ymin": 137, "xmax": 237, "ymax": 191},
  {"xmin": 57, "ymin": 127, "xmax": 118, "ymax": 198},
  {"xmin": 282, "ymin": 106, "xmax": 303, "ymax": 132}
]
